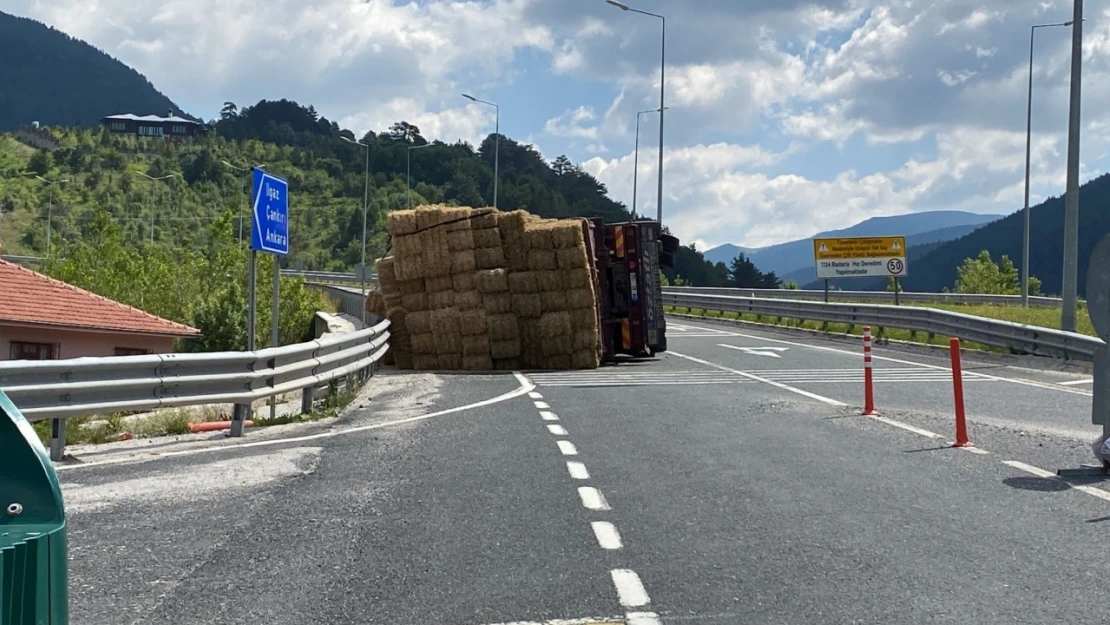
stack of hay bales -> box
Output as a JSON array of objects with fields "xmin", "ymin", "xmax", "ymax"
[{"xmin": 374, "ymin": 205, "xmax": 600, "ymax": 371}]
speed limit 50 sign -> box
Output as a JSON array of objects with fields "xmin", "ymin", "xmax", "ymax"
[{"xmin": 813, "ymin": 236, "xmax": 908, "ymax": 280}]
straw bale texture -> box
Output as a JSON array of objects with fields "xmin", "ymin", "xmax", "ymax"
[
  {"xmin": 540, "ymin": 312, "xmax": 573, "ymax": 339},
  {"xmin": 413, "ymin": 355, "xmax": 439, "ymax": 370},
  {"xmin": 483, "ymin": 292, "xmax": 513, "ymax": 314},
  {"xmin": 475, "ymin": 269, "xmax": 509, "ymax": 294},
  {"xmin": 573, "ymin": 328, "xmax": 598, "ymax": 351},
  {"xmin": 455, "ymin": 290, "xmax": 482, "ymax": 310},
  {"xmin": 438, "ymin": 354, "xmax": 463, "ymax": 370},
  {"xmin": 451, "ymin": 250, "xmax": 478, "ymax": 274},
  {"xmin": 442, "ymin": 206, "xmax": 473, "ymax": 230},
  {"xmin": 487, "ymin": 313, "xmax": 520, "ymax": 341},
  {"xmin": 545, "ymin": 354, "xmax": 572, "ymax": 370},
  {"xmin": 460, "ymin": 310, "xmax": 487, "ymax": 336},
  {"xmin": 541, "ymin": 291, "xmax": 568, "ymax": 312},
  {"xmin": 399, "ymin": 278, "xmax": 426, "ymax": 295},
  {"xmin": 387, "ymin": 210, "xmax": 418, "ymax": 235},
  {"xmin": 401, "ymin": 292, "xmax": 428, "ymax": 311},
  {"xmin": 512, "ymin": 293, "xmax": 543, "ymax": 318},
  {"xmin": 571, "ymin": 349, "xmax": 599, "ymax": 369},
  {"xmin": 376, "ymin": 257, "xmax": 398, "ymax": 286},
  {"xmin": 569, "ymin": 307, "xmax": 598, "ymax": 330},
  {"xmin": 525, "ymin": 225, "xmax": 554, "ymax": 250},
  {"xmin": 491, "ymin": 338, "xmax": 522, "ymax": 360},
  {"xmin": 508, "ymin": 272, "xmax": 539, "ymax": 294},
  {"xmin": 535, "ymin": 271, "xmax": 563, "ymax": 292},
  {"xmin": 475, "ymin": 247, "xmax": 507, "ymax": 270},
  {"xmin": 415, "ymin": 206, "xmax": 445, "ymax": 231},
  {"xmin": 527, "ymin": 249, "xmax": 557, "ymax": 271},
  {"xmin": 493, "ymin": 358, "xmax": 522, "ymax": 371},
  {"xmin": 462, "ymin": 333, "xmax": 491, "ymax": 357},
  {"xmin": 463, "ymin": 355, "xmax": 494, "ymax": 371},
  {"xmin": 431, "ymin": 308, "xmax": 462, "ymax": 354},
  {"xmin": 550, "ymin": 220, "xmax": 585, "ymax": 249},
  {"xmin": 452, "ymin": 271, "xmax": 476, "ymax": 292},
  {"xmin": 566, "ymin": 288, "xmax": 595, "ymax": 310},
  {"xmin": 383, "ymin": 292, "xmax": 403, "ymax": 310},
  {"xmin": 427, "ymin": 290, "xmax": 456, "ymax": 310},
  {"xmin": 556, "ymin": 246, "xmax": 588, "ymax": 269},
  {"xmin": 365, "ymin": 291, "xmax": 386, "ymax": 319},
  {"xmin": 564, "ymin": 268, "xmax": 592, "ymax": 290},
  {"xmin": 470, "ymin": 210, "xmax": 499, "ymax": 229},
  {"xmin": 447, "ymin": 230, "xmax": 476, "ymax": 251},
  {"xmin": 406, "ymin": 311, "xmax": 433, "ymax": 335},
  {"xmin": 385, "ymin": 307, "xmax": 411, "ymax": 369},
  {"xmin": 472, "ymin": 227, "xmax": 502, "ymax": 249},
  {"xmin": 411, "ymin": 332, "xmax": 435, "ymax": 355}
]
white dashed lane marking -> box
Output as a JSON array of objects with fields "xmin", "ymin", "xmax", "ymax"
[
  {"xmin": 557, "ymin": 440, "xmax": 578, "ymax": 456},
  {"xmin": 529, "ymin": 391, "xmax": 545, "ymax": 399},
  {"xmin": 535, "ymin": 401, "xmax": 551, "ymax": 409},
  {"xmin": 610, "ymin": 569, "xmax": 650, "ymax": 607},
  {"xmin": 567, "ymin": 461, "xmax": 590, "ymax": 480},
  {"xmin": 591, "ymin": 521, "xmax": 623, "ymax": 550},
  {"xmin": 547, "ymin": 424, "xmax": 569, "ymax": 436},
  {"xmin": 1004, "ymin": 460, "xmax": 1110, "ymax": 503},
  {"xmin": 578, "ymin": 487, "xmax": 611, "ymax": 511},
  {"xmin": 540, "ymin": 411, "xmax": 559, "ymax": 421}
]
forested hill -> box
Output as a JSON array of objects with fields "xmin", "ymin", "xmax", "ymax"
[
  {"xmin": 0, "ymin": 11, "xmax": 186, "ymax": 130},
  {"xmin": 0, "ymin": 99, "xmax": 631, "ymax": 270}
]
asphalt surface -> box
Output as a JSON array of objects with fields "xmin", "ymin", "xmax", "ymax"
[{"xmin": 57, "ymin": 317, "xmax": 1110, "ymax": 624}]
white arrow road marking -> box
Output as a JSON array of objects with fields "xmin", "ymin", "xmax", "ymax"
[{"xmin": 718, "ymin": 344, "xmax": 790, "ymax": 358}]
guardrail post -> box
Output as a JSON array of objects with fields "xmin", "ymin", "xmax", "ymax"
[
  {"xmin": 230, "ymin": 403, "xmax": 250, "ymax": 437},
  {"xmin": 49, "ymin": 418, "xmax": 66, "ymax": 461},
  {"xmin": 950, "ymin": 338, "xmax": 972, "ymax": 447},
  {"xmin": 301, "ymin": 386, "xmax": 315, "ymax": 415}
]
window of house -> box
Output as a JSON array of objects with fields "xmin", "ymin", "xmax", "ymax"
[
  {"xmin": 171, "ymin": 124, "xmax": 187, "ymax": 134},
  {"xmin": 138, "ymin": 125, "xmax": 164, "ymax": 137},
  {"xmin": 114, "ymin": 347, "xmax": 150, "ymax": 356},
  {"xmin": 9, "ymin": 341, "xmax": 55, "ymax": 360},
  {"xmin": 110, "ymin": 121, "xmax": 127, "ymax": 131}
]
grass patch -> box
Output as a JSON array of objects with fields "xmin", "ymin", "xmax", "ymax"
[
  {"xmin": 254, "ymin": 380, "xmax": 361, "ymax": 427},
  {"xmin": 33, "ymin": 405, "xmax": 228, "ymax": 447}
]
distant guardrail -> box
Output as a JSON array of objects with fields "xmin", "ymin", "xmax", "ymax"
[
  {"xmin": 0, "ymin": 320, "xmax": 390, "ymax": 460},
  {"xmin": 664, "ymin": 286, "xmax": 1065, "ymax": 308},
  {"xmin": 664, "ymin": 291, "xmax": 1101, "ymax": 361},
  {"xmin": 283, "ymin": 270, "xmax": 376, "ymax": 285}
]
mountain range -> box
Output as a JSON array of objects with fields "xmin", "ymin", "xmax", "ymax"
[{"xmin": 704, "ymin": 211, "xmax": 1002, "ymax": 283}]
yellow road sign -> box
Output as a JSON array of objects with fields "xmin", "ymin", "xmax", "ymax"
[{"xmin": 813, "ymin": 237, "xmax": 907, "ymax": 260}]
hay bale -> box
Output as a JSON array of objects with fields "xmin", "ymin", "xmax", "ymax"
[
  {"xmin": 426, "ymin": 275, "xmax": 453, "ymax": 293},
  {"xmin": 411, "ymin": 332, "xmax": 435, "ymax": 355},
  {"xmin": 542, "ymin": 337, "xmax": 572, "ymax": 358},
  {"xmin": 536, "ymin": 270, "xmax": 563, "ymax": 292},
  {"xmin": 421, "ymin": 228, "xmax": 452, "ymax": 277},
  {"xmin": 525, "ymin": 224, "xmax": 554, "ymax": 249},
  {"xmin": 460, "ymin": 310, "xmax": 487, "ymax": 336},
  {"xmin": 431, "ymin": 308, "xmax": 462, "ymax": 354},
  {"xmin": 386, "ymin": 307, "xmax": 412, "ymax": 369},
  {"xmin": 452, "ymin": 270, "xmax": 476, "ymax": 292},
  {"xmin": 401, "ymin": 292, "xmax": 428, "ymax": 311},
  {"xmin": 508, "ymin": 272, "xmax": 539, "ymax": 294},
  {"xmin": 387, "ymin": 210, "xmax": 418, "ymax": 235},
  {"xmin": 442, "ymin": 207, "xmax": 474, "ymax": 231},
  {"xmin": 438, "ymin": 354, "xmax": 463, "ymax": 370},
  {"xmin": 498, "ymin": 210, "xmax": 530, "ymax": 272},
  {"xmin": 475, "ymin": 269, "xmax": 509, "ymax": 294},
  {"xmin": 556, "ymin": 246, "xmax": 589, "ymax": 269},
  {"xmin": 550, "ymin": 220, "xmax": 585, "ymax": 248},
  {"xmin": 463, "ymin": 355, "xmax": 494, "ymax": 371},
  {"xmin": 573, "ymin": 329, "xmax": 598, "ymax": 350},
  {"xmin": 455, "ymin": 290, "xmax": 482, "ymax": 310},
  {"xmin": 383, "ymin": 292, "xmax": 403, "ymax": 309},
  {"xmin": 413, "ymin": 354, "xmax": 439, "ymax": 370},
  {"xmin": 451, "ymin": 250, "xmax": 478, "ymax": 274},
  {"xmin": 483, "ymin": 292, "xmax": 513, "ymax": 314},
  {"xmin": 473, "ymin": 227, "xmax": 502, "ymax": 249},
  {"xmin": 493, "ymin": 358, "xmax": 522, "ymax": 371},
  {"xmin": 519, "ymin": 319, "xmax": 541, "ymax": 367},
  {"xmin": 447, "ymin": 230, "xmax": 475, "ymax": 251},
  {"xmin": 470, "ymin": 210, "xmax": 499, "ymax": 229},
  {"xmin": 376, "ymin": 256, "xmax": 398, "ymax": 286},
  {"xmin": 427, "ymin": 290, "xmax": 456, "ymax": 310},
  {"xmin": 546, "ymin": 354, "xmax": 573, "ymax": 370},
  {"xmin": 528, "ymin": 249, "xmax": 557, "ymax": 271},
  {"xmin": 415, "ymin": 206, "xmax": 445, "ymax": 231},
  {"xmin": 399, "ymin": 278, "xmax": 426, "ymax": 295},
  {"xmin": 365, "ymin": 290, "xmax": 386, "ymax": 318},
  {"xmin": 570, "ymin": 349, "xmax": 598, "ymax": 369},
  {"xmin": 407, "ymin": 311, "xmax": 433, "ymax": 335},
  {"xmin": 540, "ymin": 312, "xmax": 573, "ymax": 340},
  {"xmin": 487, "ymin": 313, "xmax": 520, "ymax": 341},
  {"xmin": 541, "ymin": 291, "xmax": 568, "ymax": 312},
  {"xmin": 569, "ymin": 307, "xmax": 597, "ymax": 330},
  {"xmin": 512, "ymin": 293, "xmax": 543, "ymax": 318},
  {"xmin": 476, "ymin": 247, "xmax": 507, "ymax": 270},
  {"xmin": 564, "ymin": 268, "xmax": 593, "ymax": 290},
  {"xmin": 491, "ymin": 338, "xmax": 522, "ymax": 360},
  {"xmin": 462, "ymin": 333, "xmax": 491, "ymax": 357},
  {"xmin": 566, "ymin": 288, "xmax": 595, "ymax": 310}
]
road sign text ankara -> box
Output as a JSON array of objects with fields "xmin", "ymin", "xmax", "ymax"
[
  {"xmin": 813, "ymin": 236, "xmax": 907, "ymax": 279},
  {"xmin": 251, "ymin": 168, "xmax": 289, "ymax": 256}
]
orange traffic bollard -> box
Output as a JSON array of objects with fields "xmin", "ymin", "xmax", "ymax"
[
  {"xmin": 950, "ymin": 338, "xmax": 972, "ymax": 447},
  {"xmin": 862, "ymin": 326, "xmax": 878, "ymax": 415}
]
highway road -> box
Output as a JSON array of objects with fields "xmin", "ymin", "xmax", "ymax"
[{"xmin": 58, "ymin": 317, "xmax": 1110, "ymax": 625}]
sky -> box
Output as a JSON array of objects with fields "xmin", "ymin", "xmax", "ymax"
[{"xmin": 9, "ymin": 0, "xmax": 1110, "ymax": 251}]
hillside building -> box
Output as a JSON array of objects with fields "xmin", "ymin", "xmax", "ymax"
[{"xmin": 100, "ymin": 110, "xmax": 205, "ymax": 139}]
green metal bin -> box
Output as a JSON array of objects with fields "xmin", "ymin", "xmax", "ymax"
[{"xmin": 0, "ymin": 390, "xmax": 67, "ymax": 625}]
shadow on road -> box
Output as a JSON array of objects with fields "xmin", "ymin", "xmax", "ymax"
[{"xmin": 1003, "ymin": 476, "xmax": 1070, "ymax": 492}]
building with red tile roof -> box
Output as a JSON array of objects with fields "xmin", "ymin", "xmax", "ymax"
[{"xmin": 0, "ymin": 258, "xmax": 200, "ymax": 360}]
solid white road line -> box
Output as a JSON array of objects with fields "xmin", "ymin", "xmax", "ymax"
[
  {"xmin": 540, "ymin": 411, "xmax": 560, "ymax": 421},
  {"xmin": 590, "ymin": 521, "xmax": 623, "ymax": 550},
  {"xmin": 610, "ymin": 569, "xmax": 650, "ymax": 608},
  {"xmin": 529, "ymin": 391, "xmax": 545, "ymax": 398},
  {"xmin": 547, "ymin": 424, "xmax": 568, "ymax": 436},
  {"xmin": 869, "ymin": 416, "xmax": 945, "ymax": 439},
  {"xmin": 1003, "ymin": 460, "xmax": 1110, "ymax": 503},
  {"xmin": 58, "ymin": 371, "xmax": 538, "ymax": 472},
  {"xmin": 557, "ymin": 440, "xmax": 578, "ymax": 456},
  {"xmin": 578, "ymin": 486, "xmax": 611, "ymax": 510},
  {"xmin": 683, "ymin": 321, "xmax": 1093, "ymax": 396},
  {"xmin": 625, "ymin": 613, "xmax": 664, "ymax": 625},
  {"xmin": 535, "ymin": 401, "xmax": 551, "ymax": 409},
  {"xmin": 567, "ymin": 461, "xmax": 590, "ymax": 480},
  {"xmin": 1060, "ymin": 379, "xmax": 1094, "ymax": 386},
  {"xmin": 670, "ymin": 351, "xmax": 847, "ymax": 407}
]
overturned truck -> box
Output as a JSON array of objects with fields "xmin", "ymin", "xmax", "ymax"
[{"xmin": 368, "ymin": 205, "xmax": 678, "ymax": 370}]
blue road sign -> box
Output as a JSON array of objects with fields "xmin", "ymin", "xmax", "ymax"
[{"xmin": 251, "ymin": 168, "xmax": 289, "ymax": 256}]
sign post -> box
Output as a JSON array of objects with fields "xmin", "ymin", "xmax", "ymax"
[
  {"xmin": 813, "ymin": 237, "xmax": 908, "ymax": 298},
  {"xmin": 234, "ymin": 168, "xmax": 289, "ymax": 437}
]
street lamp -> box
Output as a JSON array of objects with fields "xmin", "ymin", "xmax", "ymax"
[
  {"xmin": 222, "ymin": 160, "xmax": 266, "ymax": 242},
  {"xmin": 608, "ymin": 0, "xmax": 665, "ymax": 225},
  {"xmin": 34, "ymin": 176, "xmax": 68, "ymax": 251},
  {"xmin": 1061, "ymin": 1, "xmax": 1083, "ymax": 332},
  {"xmin": 341, "ymin": 136, "xmax": 371, "ymax": 319},
  {"xmin": 133, "ymin": 172, "xmax": 176, "ymax": 245},
  {"xmin": 462, "ymin": 93, "xmax": 500, "ymax": 209},
  {"xmin": 407, "ymin": 143, "xmax": 435, "ymax": 209},
  {"xmin": 1022, "ymin": 20, "xmax": 1073, "ymax": 307},
  {"xmin": 633, "ymin": 107, "xmax": 668, "ymax": 219}
]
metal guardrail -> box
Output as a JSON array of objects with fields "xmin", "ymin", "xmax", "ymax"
[
  {"xmin": 0, "ymin": 320, "xmax": 390, "ymax": 459},
  {"xmin": 283, "ymin": 269, "xmax": 377, "ymax": 285},
  {"xmin": 664, "ymin": 291, "xmax": 1102, "ymax": 361},
  {"xmin": 664, "ymin": 286, "xmax": 1064, "ymax": 308}
]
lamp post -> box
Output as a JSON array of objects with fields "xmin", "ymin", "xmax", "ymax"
[
  {"xmin": 1022, "ymin": 20, "xmax": 1073, "ymax": 307},
  {"xmin": 221, "ymin": 160, "xmax": 266, "ymax": 243},
  {"xmin": 341, "ymin": 136, "xmax": 371, "ymax": 321},
  {"xmin": 608, "ymin": 0, "xmax": 665, "ymax": 224},
  {"xmin": 633, "ymin": 107, "xmax": 667, "ymax": 219},
  {"xmin": 133, "ymin": 172, "xmax": 176, "ymax": 245},
  {"xmin": 462, "ymin": 94, "xmax": 500, "ymax": 208},
  {"xmin": 34, "ymin": 176, "xmax": 68, "ymax": 252},
  {"xmin": 1061, "ymin": 0, "xmax": 1084, "ymax": 333},
  {"xmin": 407, "ymin": 143, "xmax": 435, "ymax": 209}
]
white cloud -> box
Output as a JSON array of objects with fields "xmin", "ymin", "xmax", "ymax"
[{"xmin": 544, "ymin": 106, "xmax": 599, "ymax": 140}]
